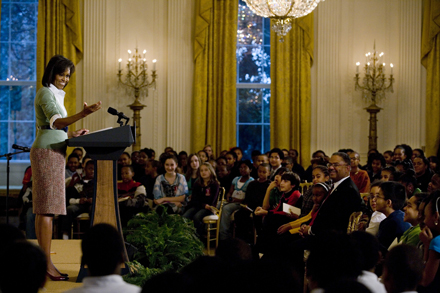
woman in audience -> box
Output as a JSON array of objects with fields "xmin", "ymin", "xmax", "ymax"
[
  {"xmin": 133, "ymin": 148, "xmax": 150, "ymax": 182},
  {"xmin": 383, "ymin": 150, "xmax": 394, "ymax": 167},
  {"xmin": 419, "ymin": 191, "xmax": 440, "ymax": 291},
  {"xmin": 31, "ymin": 55, "xmax": 101, "ymax": 280},
  {"xmin": 231, "ymin": 146, "xmax": 244, "ymax": 162},
  {"xmin": 153, "ymin": 153, "xmax": 188, "ymax": 214},
  {"xmin": 177, "ymin": 151, "xmax": 188, "ymax": 175},
  {"xmin": 428, "ymin": 156, "xmax": 440, "ymax": 173},
  {"xmin": 117, "ymin": 152, "xmax": 131, "ymax": 180},
  {"xmin": 366, "ymin": 181, "xmax": 387, "ymax": 236},
  {"xmin": 367, "ymin": 153, "xmax": 386, "ymax": 182},
  {"xmin": 183, "ymin": 162, "xmax": 220, "ymax": 236},
  {"xmin": 185, "ymin": 154, "xmax": 201, "ymax": 197},
  {"xmin": 139, "ymin": 159, "xmax": 160, "ymax": 202},
  {"xmin": 428, "ymin": 173, "xmax": 440, "ymax": 193},
  {"xmin": 400, "ymin": 193, "xmax": 428, "ymax": 246},
  {"xmin": 414, "ymin": 156, "xmax": 433, "ymax": 192}
]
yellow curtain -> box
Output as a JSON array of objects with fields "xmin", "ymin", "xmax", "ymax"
[
  {"xmin": 270, "ymin": 14, "xmax": 313, "ymax": 167},
  {"xmin": 192, "ymin": 0, "xmax": 238, "ymax": 154},
  {"xmin": 422, "ymin": 0, "xmax": 440, "ymax": 157},
  {"xmin": 36, "ymin": 0, "xmax": 83, "ymax": 120}
]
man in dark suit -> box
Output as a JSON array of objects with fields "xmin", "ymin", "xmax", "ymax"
[{"xmin": 304, "ymin": 152, "xmax": 362, "ymax": 236}]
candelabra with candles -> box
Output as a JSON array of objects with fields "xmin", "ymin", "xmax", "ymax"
[
  {"xmin": 118, "ymin": 48, "xmax": 157, "ymax": 151},
  {"xmin": 355, "ymin": 43, "xmax": 394, "ymax": 151}
]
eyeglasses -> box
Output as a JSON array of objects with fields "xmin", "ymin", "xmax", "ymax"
[{"xmin": 327, "ymin": 163, "xmax": 347, "ymax": 168}]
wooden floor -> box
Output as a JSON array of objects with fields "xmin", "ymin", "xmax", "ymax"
[{"xmin": 29, "ymin": 240, "xmax": 84, "ymax": 293}]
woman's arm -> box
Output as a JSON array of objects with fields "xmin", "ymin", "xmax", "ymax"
[
  {"xmin": 53, "ymin": 101, "xmax": 102, "ymax": 130},
  {"xmin": 262, "ymin": 181, "xmax": 277, "ymax": 210},
  {"xmin": 421, "ymin": 249, "xmax": 440, "ymax": 287},
  {"xmin": 225, "ymin": 184, "xmax": 235, "ymax": 201},
  {"xmin": 156, "ymin": 195, "xmax": 186, "ymax": 204}
]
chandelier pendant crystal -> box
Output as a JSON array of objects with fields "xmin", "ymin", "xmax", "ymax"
[{"xmin": 244, "ymin": 0, "xmax": 324, "ymax": 42}]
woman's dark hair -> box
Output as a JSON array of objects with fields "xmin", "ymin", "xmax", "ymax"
[
  {"xmin": 140, "ymin": 148, "xmax": 153, "ymax": 159},
  {"xmin": 425, "ymin": 190, "xmax": 440, "ymax": 215},
  {"xmin": 367, "ymin": 153, "xmax": 386, "ymax": 169},
  {"xmin": 269, "ymin": 148, "xmax": 285, "ymax": 160},
  {"xmin": 312, "ymin": 150, "xmax": 326, "ymax": 158},
  {"xmin": 178, "ymin": 151, "xmax": 188, "ymax": 157},
  {"xmin": 398, "ymin": 171, "xmax": 417, "ymax": 187},
  {"xmin": 413, "ymin": 148, "xmax": 425, "ymax": 158},
  {"xmin": 394, "ymin": 144, "xmax": 413, "ymax": 161},
  {"xmin": 160, "ymin": 153, "xmax": 178, "ymax": 165},
  {"xmin": 393, "ymin": 159, "xmax": 413, "ymax": 172},
  {"xmin": 42, "ymin": 55, "xmax": 75, "ymax": 87},
  {"xmin": 226, "ymin": 151, "xmax": 238, "ymax": 160},
  {"xmin": 67, "ymin": 152, "xmax": 79, "ymax": 161},
  {"xmin": 413, "ymin": 155, "xmax": 429, "ymax": 168},
  {"xmin": 312, "ymin": 165, "xmax": 329, "ymax": 177},
  {"xmin": 410, "ymin": 192, "xmax": 429, "ymax": 209},
  {"xmin": 311, "ymin": 157, "xmax": 328, "ymax": 166},
  {"xmin": 428, "ymin": 156, "xmax": 440, "ymax": 166}
]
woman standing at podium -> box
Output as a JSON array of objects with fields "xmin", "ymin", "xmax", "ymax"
[{"xmin": 30, "ymin": 55, "xmax": 102, "ymax": 281}]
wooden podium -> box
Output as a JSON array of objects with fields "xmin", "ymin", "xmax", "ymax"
[{"xmin": 66, "ymin": 125, "xmax": 135, "ymax": 281}]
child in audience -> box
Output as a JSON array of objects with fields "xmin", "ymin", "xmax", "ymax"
[
  {"xmin": 366, "ymin": 181, "xmax": 387, "ymax": 236},
  {"xmin": 428, "ymin": 156, "xmax": 440, "ymax": 173},
  {"xmin": 153, "ymin": 154, "xmax": 188, "ymax": 214},
  {"xmin": 380, "ymin": 166, "xmax": 396, "ymax": 181},
  {"xmin": 117, "ymin": 152, "xmax": 131, "ymax": 180},
  {"xmin": 197, "ymin": 150, "xmax": 208, "ymax": 163},
  {"xmin": 203, "ymin": 144, "xmax": 214, "ymax": 160},
  {"xmin": 216, "ymin": 164, "xmax": 231, "ymax": 194},
  {"xmin": 133, "ymin": 148, "xmax": 150, "ymax": 182},
  {"xmin": 61, "ymin": 160, "xmax": 95, "ymax": 239},
  {"xmin": 118, "ymin": 165, "xmax": 147, "ymax": 226},
  {"xmin": 185, "ymin": 154, "xmax": 201, "ymax": 197},
  {"xmin": 383, "ymin": 150, "xmax": 394, "ymax": 167},
  {"xmin": 72, "ymin": 147, "xmax": 84, "ymax": 162},
  {"xmin": 276, "ymin": 167, "xmax": 330, "ymax": 235},
  {"xmin": 419, "ymin": 191, "xmax": 440, "ymax": 291},
  {"xmin": 268, "ymin": 148, "xmax": 284, "ymax": 180},
  {"xmin": 367, "ymin": 153, "xmax": 385, "ymax": 182},
  {"xmin": 375, "ymin": 181, "xmax": 411, "ymax": 251},
  {"xmin": 225, "ymin": 151, "xmax": 240, "ymax": 180},
  {"xmin": 183, "ymin": 162, "xmax": 220, "ymax": 236},
  {"xmin": 140, "ymin": 160, "xmax": 160, "ymax": 201},
  {"xmin": 65, "ymin": 153, "xmax": 80, "ymax": 179},
  {"xmin": 261, "ymin": 167, "xmax": 288, "ymax": 211},
  {"xmin": 400, "ymin": 192, "xmax": 428, "ymax": 246},
  {"xmin": 177, "ymin": 151, "xmax": 188, "ymax": 174},
  {"xmin": 67, "ymin": 154, "xmax": 92, "ymax": 187},
  {"xmin": 234, "ymin": 163, "xmax": 271, "ymax": 242},
  {"xmin": 231, "ymin": 147, "xmax": 244, "ymax": 161},
  {"xmin": 219, "ymin": 160, "xmax": 254, "ymax": 240}
]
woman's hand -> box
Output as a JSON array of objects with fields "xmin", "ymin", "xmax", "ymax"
[
  {"xmin": 277, "ymin": 223, "xmax": 291, "ymax": 235},
  {"xmin": 287, "ymin": 212, "xmax": 299, "ymax": 220},
  {"xmin": 69, "ymin": 128, "xmax": 89, "ymax": 138},
  {"xmin": 420, "ymin": 226, "xmax": 434, "ymax": 246},
  {"xmin": 268, "ymin": 181, "xmax": 278, "ymax": 190},
  {"xmin": 254, "ymin": 207, "xmax": 268, "ymax": 216},
  {"xmin": 82, "ymin": 101, "xmax": 102, "ymax": 117}
]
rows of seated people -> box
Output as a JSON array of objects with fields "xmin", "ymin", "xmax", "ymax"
[{"xmin": 13, "ymin": 143, "xmax": 440, "ymax": 291}]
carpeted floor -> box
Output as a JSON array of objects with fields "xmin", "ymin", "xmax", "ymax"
[{"xmin": 29, "ymin": 240, "xmax": 83, "ymax": 293}]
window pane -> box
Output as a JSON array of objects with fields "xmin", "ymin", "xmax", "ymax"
[
  {"xmin": 263, "ymin": 88, "xmax": 270, "ymax": 123},
  {"xmin": 237, "ymin": 45, "xmax": 270, "ymax": 84},
  {"xmin": 238, "ymin": 124, "xmax": 262, "ymax": 160},
  {"xmin": 0, "ymin": 85, "xmax": 36, "ymax": 121},
  {"xmin": 238, "ymin": 88, "xmax": 262, "ymax": 123},
  {"xmin": 11, "ymin": 3, "xmax": 38, "ymax": 43},
  {"xmin": 0, "ymin": 86, "xmax": 11, "ymax": 120},
  {"xmin": 264, "ymin": 125, "xmax": 270, "ymax": 153},
  {"xmin": 238, "ymin": 0, "xmax": 263, "ymax": 46}
]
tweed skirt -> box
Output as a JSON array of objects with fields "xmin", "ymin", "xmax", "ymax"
[{"xmin": 30, "ymin": 148, "xmax": 67, "ymax": 215}]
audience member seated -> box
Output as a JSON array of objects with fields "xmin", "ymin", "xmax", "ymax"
[
  {"xmin": 65, "ymin": 224, "xmax": 141, "ymax": 292},
  {"xmin": 366, "ymin": 181, "xmax": 387, "ymax": 236},
  {"xmin": 219, "ymin": 160, "xmax": 254, "ymax": 240},
  {"xmin": 231, "ymin": 146, "xmax": 244, "ymax": 162},
  {"xmin": 375, "ymin": 181, "xmax": 411, "ymax": 252},
  {"xmin": 131, "ymin": 150, "xmax": 140, "ymax": 165},
  {"xmin": 412, "ymin": 148, "xmax": 425, "ymax": 161},
  {"xmin": 349, "ymin": 151, "xmax": 371, "ymax": 193},
  {"xmin": 381, "ymin": 165, "xmax": 396, "ymax": 181},
  {"xmin": 72, "ymin": 147, "xmax": 84, "ymax": 162},
  {"xmin": 250, "ymin": 153, "xmax": 268, "ymax": 179},
  {"xmin": 367, "ymin": 152, "xmax": 385, "ymax": 182},
  {"xmin": 133, "ymin": 148, "xmax": 151, "ymax": 183},
  {"xmin": 383, "ymin": 150, "xmax": 394, "ymax": 167},
  {"xmin": 414, "ymin": 155, "xmax": 433, "ymax": 192},
  {"xmin": 268, "ymin": 148, "xmax": 284, "ymax": 180},
  {"xmin": 428, "ymin": 155, "xmax": 440, "ymax": 173},
  {"xmin": 139, "ymin": 159, "xmax": 160, "ymax": 201},
  {"xmin": 185, "ymin": 154, "xmax": 201, "ymax": 197},
  {"xmin": 351, "ymin": 231, "xmax": 387, "ymax": 293},
  {"xmin": 225, "ymin": 150, "xmax": 240, "ymax": 181},
  {"xmin": 118, "ymin": 165, "xmax": 148, "ymax": 227},
  {"xmin": 177, "ymin": 151, "xmax": 188, "ymax": 174},
  {"xmin": 67, "ymin": 154, "xmax": 92, "ymax": 187},
  {"xmin": 153, "ymin": 154, "xmax": 188, "ymax": 214},
  {"xmin": 399, "ymin": 192, "xmax": 428, "ymax": 246},
  {"xmin": 0, "ymin": 240, "xmax": 47, "ymax": 293},
  {"xmin": 254, "ymin": 172, "xmax": 302, "ymax": 250},
  {"xmin": 60, "ymin": 159, "xmax": 95, "ymax": 239},
  {"xmin": 398, "ymin": 170, "xmax": 421, "ymax": 198},
  {"xmin": 65, "ymin": 152, "xmax": 80, "ymax": 179},
  {"xmin": 383, "ymin": 244, "xmax": 423, "ymax": 293},
  {"xmin": 234, "ymin": 163, "xmax": 271, "ymax": 242},
  {"xmin": 287, "ymin": 149, "xmax": 305, "ymax": 180},
  {"xmin": 304, "ymin": 150, "xmax": 327, "ymax": 182},
  {"xmin": 183, "ymin": 162, "xmax": 220, "ymax": 236},
  {"xmin": 261, "ymin": 167, "xmax": 288, "ymax": 211},
  {"xmin": 216, "ymin": 163, "xmax": 231, "ymax": 194},
  {"xmin": 419, "ymin": 190, "xmax": 440, "ymax": 292},
  {"xmin": 197, "ymin": 150, "xmax": 208, "ymax": 164},
  {"xmin": 428, "ymin": 172, "xmax": 440, "ymax": 193},
  {"xmin": 117, "ymin": 151, "xmax": 131, "ymax": 180}
]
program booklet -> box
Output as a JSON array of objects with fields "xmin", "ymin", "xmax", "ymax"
[{"xmin": 283, "ymin": 203, "xmax": 301, "ymax": 216}]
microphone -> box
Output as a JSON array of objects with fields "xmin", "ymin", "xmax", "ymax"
[
  {"xmin": 12, "ymin": 144, "xmax": 31, "ymax": 152},
  {"xmin": 108, "ymin": 107, "xmax": 129, "ymax": 120}
]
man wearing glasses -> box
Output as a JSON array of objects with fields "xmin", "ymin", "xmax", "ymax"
[{"xmin": 305, "ymin": 152, "xmax": 363, "ymax": 237}]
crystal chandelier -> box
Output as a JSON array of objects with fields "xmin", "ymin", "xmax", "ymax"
[{"xmin": 244, "ymin": 0, "xmax": 324, "ymax": 42}]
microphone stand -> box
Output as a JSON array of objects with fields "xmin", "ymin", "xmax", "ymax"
[{"xmin": 0, "ymin": 150, "xmax": 28, "ymax": 224}]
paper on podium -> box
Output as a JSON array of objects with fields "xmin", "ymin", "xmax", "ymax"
[
  {"xmin": 87, "ymin": 127, "xmax": 113, "ymax": 135},
  {"xmin": 283, "ymin": 203, "xmax": 301, "ymax": 216}
]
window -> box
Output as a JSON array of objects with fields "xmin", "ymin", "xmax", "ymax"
[
  {"xmin": 236, "ymin": 0, "xmax": 270, "ymax": 160},
  {"xmin": 0, "ymin": 0, "xmax": 38, "ymax": 161}
]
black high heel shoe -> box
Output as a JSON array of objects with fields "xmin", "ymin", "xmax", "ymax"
[{"xmin": 47, "ymin": 272, "xmax": 69, "ymax": 281}]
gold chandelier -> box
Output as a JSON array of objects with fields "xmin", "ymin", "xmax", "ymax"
[{"xmin": 244, "ymin": 0, "xmax": 324, "ymax": 42}]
